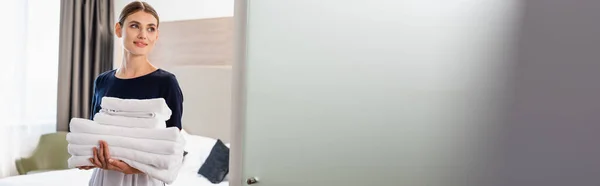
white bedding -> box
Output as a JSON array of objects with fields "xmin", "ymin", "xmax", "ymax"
[
  {"xmin": 0, "ymin": 168, "xmax": 228, "ymax": 186},
  {"xmin": 0, "ymin": 131, "xmax": 228, "ymax": 186}
]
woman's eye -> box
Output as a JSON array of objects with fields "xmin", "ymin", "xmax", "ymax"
[
  {"xmin": 147, "ymin": 27, "xmax": 156, "ymax": 32},
  {"xmin": 130, "ymin": 24, "xmax": 138, "ymax": 29}
]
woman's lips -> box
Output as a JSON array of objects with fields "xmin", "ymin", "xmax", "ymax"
[{"xmin": 134, "ymin": 41, "xmax": 147, "ymax": 48}]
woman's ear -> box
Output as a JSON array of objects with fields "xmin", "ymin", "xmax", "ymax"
[{"xmin": 115, "ymin": 23, "xmax": 122, "ymax": 38}]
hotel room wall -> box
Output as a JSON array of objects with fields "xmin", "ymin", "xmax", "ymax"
[
  {"xmin": 112, "ymin": 0, "xmax": 234, "ymax": 68},
  {"xmin": 111, "ymin": 0, "xmax": 234, "ymax": 142}
]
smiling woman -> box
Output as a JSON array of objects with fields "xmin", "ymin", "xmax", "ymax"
[
  {"xmin": 116, "ymin": 1, "xmax": 160, "ymax": 56},
  {"xmin": 78, "ymin": 1, "xmax": 185, "ymax": 186}
]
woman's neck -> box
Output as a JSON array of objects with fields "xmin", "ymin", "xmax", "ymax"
[{"xmin": 116, "ymin": 52, "xmax": 158, "ymax": 79}]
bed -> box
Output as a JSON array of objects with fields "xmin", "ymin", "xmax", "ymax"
[
  {"xmin": 0, "ymin": 131, "xmax": 229, "ymax": 186},
  {"xmin": 0, "ymin": 65, "xmax": 233, "ymax": 186}
]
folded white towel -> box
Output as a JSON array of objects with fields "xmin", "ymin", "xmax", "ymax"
[
  {"xmin": 101, "ymin": 97, "xmax": 172, "ymax": 120},
  {"xmin": 66, "ymin": 133, "xmax": 184, "ymax": 155},
  {"xmin": 68, "ymin": 144, "xmax": 182, "ymax": 169},
  {"xmin": 100, "ymin": 109, "xmax": 171, "ymax": 121},
  {"xmin": 68, "ymin": 155, "xmax": 183, "ymax": 184},
  {"xmin": 93, "ymin": 113, "xmax": 166, "ymax": 129},
  {"xmin": 70, "ymin": 118, "xmax": 181, "ymax": 142}
]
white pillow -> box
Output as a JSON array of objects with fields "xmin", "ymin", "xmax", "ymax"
[{"xmin": 180, "ymin": 129, "xmax": 219, "ymax": 172}]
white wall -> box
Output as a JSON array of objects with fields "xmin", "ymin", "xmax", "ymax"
[
  {"xmin": 115, "ymin": 0, "xmax": 233, "ymax": 22},
  {"xmin": 113, "ymin": 0, "xmax": 234, "ymax": 67}
]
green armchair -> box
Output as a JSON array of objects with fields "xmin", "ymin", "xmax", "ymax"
[{"xmin": 15, "ymin": 131, "xmax": 71, "ymax": 175}]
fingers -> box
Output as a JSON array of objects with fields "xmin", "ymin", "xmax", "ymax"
[
  {"xmin": 77, "ymin": 166, "xmax": 88, "ymax": 170},
  {"xmin": 101, "ymin": 141, "xmax": 121, "ymax": 171},
  {"xmin": 87, "ymin": 141, "xmax": 124, "ymax": 172},
  {"xmin": 105, "ymin": 158, "xmax": 123, "ymax": 172},
  {"xmin": 78, "ymin": 165, "xmax": 96, "ymax": 170},
  {"xmin": 106, "ymin": 158, "xmax": 129, "ymax": 173},
  {"xmin": 108, "ymin": 159, "xmax": 126, "ymax": 170},
  {"xmin": 91, "ymin": 148, "xmax": 102, "ymax": 168},
  {"xmin": 107, "ymin": 160, "xmax": 124, "ymax": 172},
  {"xmin": 100, "ymin": 142, "xmax": 123, "ymax": 172},
  {"xmin": 98, "ymin": 141, "xmax": 106, "ymax": 168},
  {"xmin": 109, "ymin": 159, "xmax": 141, "ymax": 174},
  {"xmin": 78, "ymin": 166, "xmax": 95, "ymax": 170},
  {"xmin": 102, "ymin": 141, "xmax": 112, "ymax": 166}
]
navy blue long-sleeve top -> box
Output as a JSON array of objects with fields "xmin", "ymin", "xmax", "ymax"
[{"xmin": 89, "ymin": 69, "xmax": 184, "ymax": 129}]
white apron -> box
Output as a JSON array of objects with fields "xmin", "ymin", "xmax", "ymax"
[{"xmin": 88, "ymin": 169, "xmax": 165, "ymax": 186}]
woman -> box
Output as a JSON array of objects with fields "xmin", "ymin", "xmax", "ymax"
[{"xmin": 75, "ymin": 1, "xmax": 184, "ymax": 185}]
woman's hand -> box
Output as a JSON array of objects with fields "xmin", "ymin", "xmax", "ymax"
[
  {"xmin": 89, "ymin": 140, "xmax": 143, "ymax": 174},
  {"xmin": 107, "ymin": 159, "xmax": 144, "ymax": 174},
  {"xmin": 76, "ymin": 166, "xmax": 96, "ymax": 170}
]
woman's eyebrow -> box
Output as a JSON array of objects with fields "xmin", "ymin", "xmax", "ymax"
[{"xmin": 127, "ymin": 20, "xmax": 156, "ymax": 27}]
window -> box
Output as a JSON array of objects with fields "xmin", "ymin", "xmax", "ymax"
[{"xmin": 0, "ymin": 0, "xmax": 60, "ymax": 178}]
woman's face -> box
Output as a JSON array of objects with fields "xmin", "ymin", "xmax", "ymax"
[{"xmin": 115, "ymin": 11, "xmax": 159, "ymax": 56}]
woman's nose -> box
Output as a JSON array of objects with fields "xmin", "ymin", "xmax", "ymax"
[{"xmin": 137, "ymin": 30, "xmax": 147, "ymax": 39}]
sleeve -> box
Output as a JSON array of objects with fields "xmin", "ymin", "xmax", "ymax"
[
  {"xmin": 89, "ymin": 76, "xmax": 100, "ymax": 120},
  {"xmin": 163, "ymin": 75, "xmax": 184, "ymax": 130}
]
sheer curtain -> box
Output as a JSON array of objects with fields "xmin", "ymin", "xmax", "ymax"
[{"xmin": 0, "ymin": 0, "xmax": 61, "ymax": 178}]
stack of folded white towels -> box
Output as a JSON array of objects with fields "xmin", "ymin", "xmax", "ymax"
[{"xmin": 66, "ymin": 97, "xmax": 185, "ymax": 184}]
